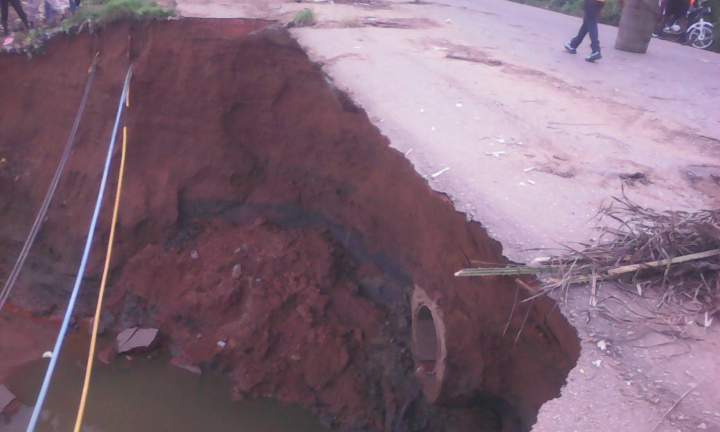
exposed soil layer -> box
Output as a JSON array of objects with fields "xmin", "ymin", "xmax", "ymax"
[{"xmin": 0, "ymin": 19, "xmax": 579, "ymax": 431}]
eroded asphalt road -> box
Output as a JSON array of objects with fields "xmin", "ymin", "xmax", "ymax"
[{"xmin": 175, "ymin": 0, "xmax": 720, "ymax": 430}]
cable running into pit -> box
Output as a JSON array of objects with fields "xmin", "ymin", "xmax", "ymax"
[
  {"xmin": 0, "ymin": 54, "xmax": 99, "ymax": 312},
  {"xmin": 26, "ymin": 65, "xmax": 133, "ymax": 432},
  {"xmin": 73, "ymin": 121, "xmax": 130, "ymax": 432}
]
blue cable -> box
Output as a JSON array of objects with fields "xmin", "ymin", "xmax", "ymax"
[{"xmin": 26, "ymin": 65, "xmax": 133, "ymax": 432}]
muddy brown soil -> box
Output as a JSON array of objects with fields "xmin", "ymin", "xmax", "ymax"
[{"xmin": 0, "ymin": 19, "xmax": 579, "ymax": 431}]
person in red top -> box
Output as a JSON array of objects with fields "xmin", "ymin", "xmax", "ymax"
[{"xmin": 1, "ymin": 0, "xmax": 30, "ymax": 36}]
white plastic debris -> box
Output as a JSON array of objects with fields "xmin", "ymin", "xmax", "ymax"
[
  {"xmin": 430, "ymin": 167, "xmax": 450, "ymax": 178},
  {"xmin": 217, "ymin": 340, "xmax": 227, "ymax": 349},
  {"xmin": 528, "ymin": 257, "xmax": 551, "ymax": 268},
  {"xmin": 190, "ymin": 250, "xmax": 200, "ymax": 260},
  {"xmin": 592, "ymin": 359, "xmax": 603, "ymax": 368},
  {"xmin": 42, "ymin": 351, "xmax": 53, "ymax": 359},
  {"xmin": 597, "ymin": 340, "xmax": 609, "ymax": 351},
  {"xmin": 527, "ymin": 179, "xmax": 536, "ymax": 185},
  {"xmin": 704, "ymin": 312, "xmax": 713, "ymax": 328},
  {"xmin": 231, "ymin": 264, "xmax": 242, "ymax": 280}
]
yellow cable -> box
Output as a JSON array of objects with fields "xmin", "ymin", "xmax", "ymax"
[{"xmin": 73, "ymin": 124, "xmax": 128, "ymax": 432}]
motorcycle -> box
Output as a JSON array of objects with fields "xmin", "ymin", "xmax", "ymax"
[{"xmin": 657, "ymin": 0, "xmax": 714, "ymax": 50}]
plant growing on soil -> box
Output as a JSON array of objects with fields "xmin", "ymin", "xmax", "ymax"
[
  {"xmin": 62, "ymin": 0, "xmax": 175, "ymax": 32},
  {"xmin": 21, "ymin": 29, "xmax": 49, "ymax": 56},
  {"xmin": 291, "ymin": 8, "xmax": 316, "ymax": 27},
  {"xmin": 1, "ymin": 0, "xmax": 174, "ymax": 55}
]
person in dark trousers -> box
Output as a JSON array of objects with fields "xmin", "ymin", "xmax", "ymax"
[
  {"xmin": 1, "ymin": 0, "xmax": 30, "ymax": 36},
  {"xmin": 564, "ymin": 0, "xmax": 605, "ymax": 62}
]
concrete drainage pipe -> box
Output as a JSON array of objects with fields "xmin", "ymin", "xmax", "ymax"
[{"xmin": 411, "ymin": 285, "xmax": 448, "ymax": 403}]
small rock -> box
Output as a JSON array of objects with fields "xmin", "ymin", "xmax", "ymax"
[
  {"xmin": 597, "ymin": 340, "xmax": 609, "ymax": 351},
  {"xmin": 217, "ymin": 340, "xmax": 227, "ymax": 349},
  {"xmin": 697, "ymin": 423, "xmax": 707, "ymax": 429},
  {"xmin": 0, "ymin": 385, "xmax": 16, "ymax": 414},
  {"xmin": 190, "ymin": 250, "xmax": 200, "ymax": 260},
  {"xmin": 97, "ymin": 345, "xmax": 115, "ymax": 365},
  {"xmin": 231, "ymin": 264, "xmax": 242, "ymax": 280},
  {"xmin": 170, "ymin": 358, "xmax": 202, "ymax": 375},
  {"xmin": 592, "ymin": 359, "xmax": 602, "ymax": 368}
]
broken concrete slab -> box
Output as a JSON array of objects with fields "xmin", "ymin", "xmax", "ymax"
[
  {"xmin": 0, "ymin": 384, "xmax": 16, "ymax": 414},
  {"xmin": 116, "ymin": 327, "xmax": 159, "ymax": 354}
]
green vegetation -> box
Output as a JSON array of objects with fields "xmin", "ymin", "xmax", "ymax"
[
  {"xmin": 2, "ymin": 0, "xmax": 174, "ymax": 56},
  {"xmin": 62, "ymin": 0, "xmax": 174, "ymax": 31},
  {"xmin": 509, "ymin": 0, "xmax": 622, "ymax": 26},
  {"xmin": 22, "ymin": 29, "xmax": 49, "ymax": 55},
  {"xmin": 291, "ymin": 8, "xmax": 316, "ymax": 27}
]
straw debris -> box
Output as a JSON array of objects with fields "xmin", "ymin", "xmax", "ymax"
[{"xmin": 457, "ymin": 193, "xmax": 720, "ymax": 317}]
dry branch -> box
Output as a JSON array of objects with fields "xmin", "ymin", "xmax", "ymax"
[{"xmin": 455, "ymin": 194, "xmax": 720, "ymax": 315}]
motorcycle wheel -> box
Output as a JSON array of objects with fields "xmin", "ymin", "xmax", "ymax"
[{"xmin": 687, "ymin": 24, "xmax": 714, "ymax": 49}]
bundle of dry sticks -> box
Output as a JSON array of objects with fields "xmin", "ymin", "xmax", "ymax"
[{"xmin": 456, "ymin": 194, "xmax": 720, "ymax": 316}]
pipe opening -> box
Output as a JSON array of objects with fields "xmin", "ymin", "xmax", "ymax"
[{"xmin": 413, "ymin": 305, "xmax": 439, "ymax": 371}]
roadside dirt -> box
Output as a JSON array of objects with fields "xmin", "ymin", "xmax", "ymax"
[{"xmin": 0, "ymin": 19, "xmax": 579, "ymax": 431}]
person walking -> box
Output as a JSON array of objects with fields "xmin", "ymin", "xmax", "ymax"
[
  {"xmin": 1, "ymin": 0, "xmax": 30, "ymax": 35},
  {"xmin": 564, "ymin": 0, "xmax": 605, "ymax": 62}
]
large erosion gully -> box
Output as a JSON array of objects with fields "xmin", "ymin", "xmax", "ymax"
[{"xmin": 0, "ymin": 19, "xmax": 580, "ymax": 432}]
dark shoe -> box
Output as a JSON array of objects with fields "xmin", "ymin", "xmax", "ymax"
[
  {"xmin": 564, "ymin": 42, "xmax": 577, "ymax": 54},
  {"xmin": 585, "ymin": 51, "xmax": 602, "ymax": 62}
]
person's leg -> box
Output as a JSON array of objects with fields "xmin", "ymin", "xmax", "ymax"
[
  {"xmin": 571, "ymin": 15, "xmax": 590, "ymax": 48},
  {"xmin": 8, "ymin": 0, "xmax": 29, "ymax": 29},
  {"xmin": 587, "ymin": 1, "xmax": 602, "ymax": 53},
  {"xmin": 1, "ymin": 0, "xmax": 9, "ymax": 35},
  {"xmin": 655, "ymin": 0, "xmax": 667, "ymax": 33}
]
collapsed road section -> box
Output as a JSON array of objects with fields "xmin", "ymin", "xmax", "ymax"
[{"xmin": 0, "ymin": 19, "xmax": 580, "ymax": 431}]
